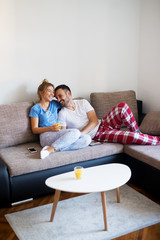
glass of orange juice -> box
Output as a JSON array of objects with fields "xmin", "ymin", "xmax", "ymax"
[
  {"xmin": 74, "ymin": 166, "xmax": 84, "ymax": 179},
  {"xmin": 57, "ymin": 123, "xmax": 61, "ymax": 131}
]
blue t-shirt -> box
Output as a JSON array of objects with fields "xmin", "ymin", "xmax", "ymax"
[{"xmin": 29, "ymin": 100, "xmax": 61, "ymax": 127}]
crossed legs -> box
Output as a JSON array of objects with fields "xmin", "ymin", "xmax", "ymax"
[{"xmin": 94, "ymin": 102, "xmax": 160, "ymax": 145}]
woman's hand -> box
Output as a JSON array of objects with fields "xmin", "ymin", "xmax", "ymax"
[{"xmin": 50, "ymin": 123, "xmax": 61, "ymax": 132}]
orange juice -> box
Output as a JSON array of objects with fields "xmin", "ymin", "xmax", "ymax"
[
  {"xmin": 74, "ymin": 166, "xmax": 84, "ymax": 179},
  {"xmin": 57, "ymin": 123, "xmax": 61, "ymax": 130},
  {"xmin": 75, "ymin": 169, "xmax": 83, "ymax": 179}
]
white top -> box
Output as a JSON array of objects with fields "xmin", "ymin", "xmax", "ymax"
[
  {"xmin": 45, "ymin": 164, "xmax": 131, "ymax": 193},
  {"xmin": 58, "ymin": 99, "xmax": 100, "ymax": 138}
]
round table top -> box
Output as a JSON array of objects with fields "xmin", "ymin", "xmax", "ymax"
[{"xmin": 45, "ymin": 163, "xmax": 131, "ymax": 193}]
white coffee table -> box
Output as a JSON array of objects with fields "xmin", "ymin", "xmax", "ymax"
[{"xmin": 45, "ymin": 163, "xmax": 131, "ymax": 231}]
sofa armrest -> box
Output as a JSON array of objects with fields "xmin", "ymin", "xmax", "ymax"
[
  {"xmin": 137, "ymin": 100, "xmax": 146, "ymax": 126},
  {"xmin": 0, "ymin": 157, "xmax": 11, "ymax": 208}
]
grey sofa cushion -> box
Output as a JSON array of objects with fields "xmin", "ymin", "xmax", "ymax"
[
  {"xmin": 90, "ymin": 90, "xmax": 138, "ymax": 122},
  {"xmin": 124, "ymin": 145, "xmax": 160, "ymax": 170},
  {"xmin": 0, "ymin": 142, "xmax": 124, "ymax": 177},
  {"xmin": 140, "ymin": 111, "xmax": 160, "ymax": 135},
  {"xmin": 0, "ymin": 102, "xmax": 38, "ymax": 148}
]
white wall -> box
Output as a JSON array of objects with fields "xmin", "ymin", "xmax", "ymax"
[
  {"xmin": 0, "ymin": 0, "xmax": 140, "ymax": 104},
  {"xmin": 138, "ymin": 0, "xmax": 160, "ymax": 112}
]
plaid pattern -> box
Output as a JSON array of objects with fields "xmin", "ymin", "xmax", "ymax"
[{"xmin": 94, "ymin": 102, "xmax": 160, "ymax": 145}]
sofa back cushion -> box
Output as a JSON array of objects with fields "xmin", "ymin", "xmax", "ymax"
[
  {"xmin": 90, "ymin": 90, "xmax": 138, "ymax": 122},
  {"xmin": 140, "ymin": 111, "xmax": 160, "ymax": 135},
  {"xmin": 0, "ymin": 102, "xmax": 38, "ymax": 148}
]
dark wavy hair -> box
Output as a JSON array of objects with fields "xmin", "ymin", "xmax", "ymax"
[{"xmin": 55, "ymin": 84, "xmax": 71, "ymax": 94}]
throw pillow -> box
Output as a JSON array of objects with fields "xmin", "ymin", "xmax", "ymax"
[{"xmin": 139, "ymin": 111, "xmax": 160, "ymax": 136}]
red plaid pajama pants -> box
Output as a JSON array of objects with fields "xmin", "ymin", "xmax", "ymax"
[{"xmin": 94, "ymin": 102, "xmax": 160, "ymax": 145}]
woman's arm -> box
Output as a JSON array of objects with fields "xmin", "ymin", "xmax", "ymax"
[{"xmin": 30, "ymin": 117, "xmax": 60, "ymax": 134}]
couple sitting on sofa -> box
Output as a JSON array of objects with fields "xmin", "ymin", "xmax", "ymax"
[{"xmin": 29, "ymin": 79, "xmax": 160, "ymax": 159}]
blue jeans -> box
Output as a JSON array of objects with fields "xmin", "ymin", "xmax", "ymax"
[{"xmin": 40, "ymin": 129, "xmax": 91, "ymax": 151}]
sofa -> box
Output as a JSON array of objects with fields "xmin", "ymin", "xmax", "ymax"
[{"xmin": 0, "ymin": 90, "xmax": 160, "ymax": 208}]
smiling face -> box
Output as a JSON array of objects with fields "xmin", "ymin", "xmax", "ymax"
[
  {"xmin": 40, "ymin": 85, "xmax": 54, "ymax": 102},
  {"xmin": 55, "ymin": 88, "xmax": 71, "ymax": 107}
]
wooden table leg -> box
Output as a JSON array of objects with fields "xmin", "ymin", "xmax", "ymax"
[
  {"xmin": 50, "ymin": 189, "xmax": 61, "ymax": 222},
  {"xmin": 101, "ymin": 192, "xmax": 108, "ymax": 231},
  {"xmin": 116, "ymin": 187, "xmax": 120, "ymax": 203}
]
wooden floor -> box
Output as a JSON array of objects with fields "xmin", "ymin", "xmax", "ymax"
[{"xmin": 0, "ymin": 183, "xmax": 159, "ymax": 240}]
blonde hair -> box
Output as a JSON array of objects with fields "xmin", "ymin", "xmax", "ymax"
[{"xmin": 37, "ymin": 79, "xmax": 54, "ymax": 100}]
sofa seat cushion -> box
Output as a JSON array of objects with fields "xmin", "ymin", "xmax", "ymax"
[
  {"xmin": 0, "ymin": 142, "xmax": 124, "ymax": 177},
  {"xmin": 124, "ymin": 145, "xmax": 160, "ymax": 170}
]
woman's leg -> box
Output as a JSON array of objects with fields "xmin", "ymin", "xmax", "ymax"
[
  {"xmin": 101, "ymin": 102, "xmax": 139, "ymax": 132},
  {"xmin": 40, "ymin": 131, "xmax": 60, "ymax": 148},
  {"xmin": 40, "ymin": 129, "xmax": 81, "ymax": 150},
  {"xmin": 40, "ymin": 129, "xmax": 90, "ymax": 158},
  {"xmin": 94, "ymin": 129, "xmax": 160, "ymax": 145},
  {"xmin": 61, "ymin": 134, "xmax": 92, "ymax": 151},
  {"xmin": 40, "ymin": 129, "xmax": 81, "ymax": 159},
  {"xmin": 51, "ymin": 129, "xmax": 82, "ymax": 151}
]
